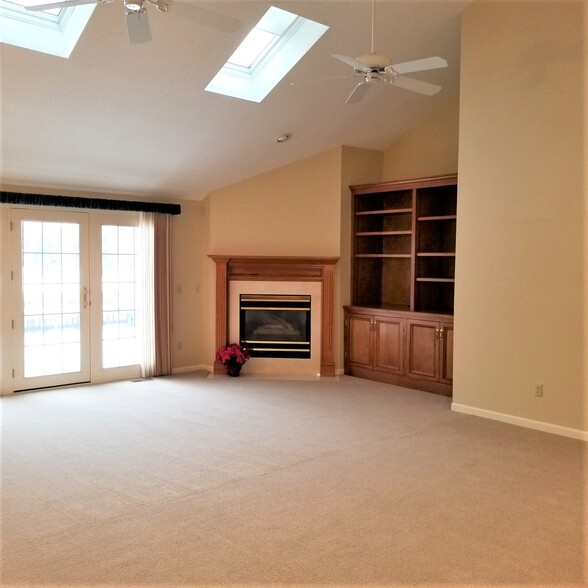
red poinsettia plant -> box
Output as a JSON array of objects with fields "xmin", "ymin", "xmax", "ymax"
[{"xmin": 216, "ymin": 343, "xmax": 251, "ymax": 367}]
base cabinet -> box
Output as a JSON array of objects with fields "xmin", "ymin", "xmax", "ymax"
[
  {"xmin": 344, "ymin": 307, "xmax": 453, "ymax": 396},
  {"xmin": 406, "ymin": 319, "xmax": 453, "ymax": 385},
  {"xmin": 348, "ymin": 313, "xmax": 404, "ymax": 375}
]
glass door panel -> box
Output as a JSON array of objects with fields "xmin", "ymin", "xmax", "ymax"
[
  {"xmin": 89, "ymin": 214, "xmax": 142, "ymax": 383},
  {"xmin": 100, "ymin": 224, "xmax": 141, "ymax": 369},
  {"xmin": 11, "ymin": 209, "xmax": 90, "ymax": 391}
]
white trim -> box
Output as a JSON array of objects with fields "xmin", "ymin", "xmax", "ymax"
[
  {"xmin": 0, "ymin": 2, "xmax": 95, "ymax": 58},
  {"xmin": 451, "ymin": 402, "xmax": 588, "ymax": 442}
]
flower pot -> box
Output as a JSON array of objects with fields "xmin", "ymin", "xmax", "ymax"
[{"xmin": 225, "ymin": 363, "xmax": 242, "ymax": 377}]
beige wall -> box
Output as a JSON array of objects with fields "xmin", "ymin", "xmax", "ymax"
[
  {"xmin": 382, "ymin": 93, "xmax": 459, "ymax": 181},
  {"xmin": 169, "ymin": 200, "xmax": 203, "ymax": 371},
  {"xmin": 455, "ymin": 1, "xmax": 585, "ymax": 431},
  {"xmin": 208, "ymin": 148, "xmax": 342, "ymax": 257}
]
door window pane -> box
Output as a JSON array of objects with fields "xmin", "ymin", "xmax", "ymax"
[
  {"xmin": 21, "ymin": 220, "xmax": 82, "ymax": 379},
  {"xmin": 23, "ymin": 221, "xmax": 42, "ymax": 252},
  {"xmin": 101, "ymin": 225, "xmax": 141, "ymax": 369}
]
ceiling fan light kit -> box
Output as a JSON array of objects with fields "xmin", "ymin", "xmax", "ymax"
[
  {"xmin": 356, "ymin": 54, "xmax": 392, "ymax": 69},
  {"xmin": 123, "ymin": 0, "xmax": 143, "ymax": 12},
  {"xmin": 329, "ymin": 0, "xmax": 448, "ymax": 104}
]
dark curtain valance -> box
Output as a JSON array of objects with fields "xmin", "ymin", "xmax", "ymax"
[{"xmin": 0, "ymin": 191, "xmax": 181, "ymax": 215}]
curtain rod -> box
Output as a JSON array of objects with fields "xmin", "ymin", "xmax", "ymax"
[{"xmin": 0, "ymin": 191, "xmax": 182, "ymax": 215}]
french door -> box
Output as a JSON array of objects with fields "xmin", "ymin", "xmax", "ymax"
[{"xmin": 10, "ymin": 208, "xmax": 142, "ymax": 391}]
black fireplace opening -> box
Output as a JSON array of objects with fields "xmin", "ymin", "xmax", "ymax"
[{"xmin": 239, "ymin": 294, "xmax": 311, "ymax": 359}]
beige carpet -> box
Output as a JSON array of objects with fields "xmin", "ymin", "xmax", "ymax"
[{"xmin": 1, "ymin": 373, "xmax": 585, "ymax": 587}]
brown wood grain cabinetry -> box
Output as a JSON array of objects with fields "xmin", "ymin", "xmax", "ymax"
[
  {"xmin": 345, "ymin": 175, "xmax": 457, "ymax": 396},
  {"xmin": 344, "ymin": 307, "xmax": 453, "ymax": 396},
  {"xmin": 406, "ymin": 318, "xmax": 453, "ymax": 386},
  {"xmin": 347, "ymin": 313, "xmax": 372, "ymax": 368},
  {"xmin": 347, "ymin": 311, "xmax": 404, "ymax": 375}
]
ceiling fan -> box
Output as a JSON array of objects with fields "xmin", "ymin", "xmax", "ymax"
[
  {"xmin": 25, "ymin": 0, "xmax": 241, "ymax": 44},
  {"xmin": 328, "ymin": 0, "xmax": 448, "ymax": 104}
]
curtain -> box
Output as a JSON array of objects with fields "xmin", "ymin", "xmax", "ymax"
[
  {"xmin": 1, "ymin": 191, "xmax": 181, "ymax": 215},
  {"xmin": 140, "ymin": 212, "xmax": 172, "ymax": 377}
]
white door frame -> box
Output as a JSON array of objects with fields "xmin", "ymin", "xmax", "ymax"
[
  {"xmin": 10, "ymin": 208, "xmax": 91, "ymax": 391},
  {"xmin": 9, "ymin": 207, "xmax": 142, "ymax": 392}
]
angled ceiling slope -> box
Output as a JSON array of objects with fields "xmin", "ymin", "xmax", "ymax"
[{"xmin": 0, "ymin": 1, "xmax": 468, "ymax": 201}]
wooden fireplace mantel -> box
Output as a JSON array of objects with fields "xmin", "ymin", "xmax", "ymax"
[{"xmin": 209, "ymin": 255, "xmax": 339, "ymax": 376}]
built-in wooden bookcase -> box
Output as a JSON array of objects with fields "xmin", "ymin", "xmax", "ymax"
[
  {"xmin": 415, "ymin": 182, "xmax": 457, "ymax": 314},
  {"xmin": 351, "ymin": 175, "xmax": 457, "ymax": 313},
  {"xmin": 345, "ymin": 175, "xmax": 457, "ymax": 396},
  {"xmin": 353, "ymin": 187, "xmax": 413, "ymax": 311}
]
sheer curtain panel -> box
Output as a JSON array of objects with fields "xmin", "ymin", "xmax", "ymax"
[{"xmin": 140, "ymin": 212, "xmax": 172, "ymax": 377}]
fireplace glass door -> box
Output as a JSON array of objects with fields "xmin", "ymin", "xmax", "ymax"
[{"xmin": 239, "ymin": 294, "xmax": 311, "ymax": 358}]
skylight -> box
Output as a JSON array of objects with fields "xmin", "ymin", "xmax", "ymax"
[
  {"xmin": 0, "ymin": 0, "xmax": 95, "ymax": 58},
  {"xmin": 227, "ymin": 28, "xmax": 277, "ymax": 68},
  {"xmin": 206, "ymin": 6, "xmax": 328, "ymax": 103}
]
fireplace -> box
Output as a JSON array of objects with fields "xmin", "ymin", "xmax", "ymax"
[
  {"xmin": 209, "ymin": 256, "xmax": 338, "ymax": 376},
  {"xmin": 239, "ymin": 294, "xmax": 311, "ymax": 359}
]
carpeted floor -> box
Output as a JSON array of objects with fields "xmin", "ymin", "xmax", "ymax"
[{"xmin": 1, "ymin": 372, "xmax": 585, "ymax": 587}]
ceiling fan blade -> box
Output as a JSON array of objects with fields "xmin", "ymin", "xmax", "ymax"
[
  {"xmin": 126, "ymin": 10, "xmax": 152, "ymax": 44},
  {"xmin": 167, "ymin": 2, "xmax": 240, "ymax": 33},
  {"xmin": 390, "ymin": 75, "xmax": 442, "ymax": 96},
  {"xmin": 346, "ymin": 81, "xmax": 370, "ymax": 104},
  {"xmin": 25, "ymin": 0, "xmax": 98, "ymax": 11},
  {"xmin": 390, "ymin": 56, "xmax": 448, "ymax": 75},
  {"xmin": 333, "ymin": 54, "xmax": 367, "ymax": 71}
]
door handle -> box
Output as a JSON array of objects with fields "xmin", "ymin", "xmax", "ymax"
[{"xmin": 82, "ymin": 287, "xmax": 88, "ymax": 309}]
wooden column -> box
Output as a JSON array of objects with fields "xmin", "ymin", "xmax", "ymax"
[
  {"xmin": 212, "ymin": 256, "xmax": 229, "ymax": 374},
  {"xmin": 320, "ymin": 262, "xmax": 336, "ymax": 376}
]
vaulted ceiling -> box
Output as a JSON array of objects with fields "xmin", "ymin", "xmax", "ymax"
[{"xmin": 1, "ymin": 0, "xmax": 469, "ymax": 201}]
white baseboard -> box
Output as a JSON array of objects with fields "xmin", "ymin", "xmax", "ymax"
[
  {"xmin": 451, "ymin": 403, "xmax": 588, "ymax": 442},
  {"xmin": 172, "ymin": 364, "xmax": 212, "ymax": 375}
]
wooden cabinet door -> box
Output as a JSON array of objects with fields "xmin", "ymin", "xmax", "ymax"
[
  {"xmin": 406, "ymin": 319, "xmax": 438, "ymax": 381},
  {"xmin": 347, "ymin": 314, "xmax": 372, "ymax": 367},
  {"xmin": 439, "ymin": 322, "xmax": 453, "ymax": 384},
  {"xmin": 373, "ymin": 316, "xmax": 404, "ymax": 374}
]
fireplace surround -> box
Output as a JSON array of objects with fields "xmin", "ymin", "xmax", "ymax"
[{"xmin": 209, "ymin": 256, "xmax": 338, "ymax": 376}]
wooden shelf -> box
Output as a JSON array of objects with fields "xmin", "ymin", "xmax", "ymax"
[
  {"xmin": 418, "ymin": 215, "xmax": 457, "ymax": 221},
  {"xmin": 356, "ymin": 208, "xmax": 412, "ymax": 216},
  {"xmin": 356, "ymin": 231, "xmax": 412, "ymax": 237},
  {"xmin": 355, "ymin": 253, "xmax": 411, "ymax": 259},
  {"xmin": 351, "ymin": 174, "xmax": 457, "ymax": 314}
]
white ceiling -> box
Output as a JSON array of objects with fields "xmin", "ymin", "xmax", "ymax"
[{"xmin": 1, "ymin": 0, "xmax": 468, "ymax": 201}]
